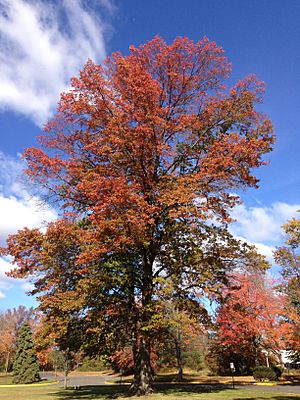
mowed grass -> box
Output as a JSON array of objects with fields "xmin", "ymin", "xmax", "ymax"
[
  {"xmin": 0, "ymin": 384, "xmax": 299, "ymax": 400},
  {"xmin": 0, "ymin": 373, "xmax": 12, "ymax": 385}
]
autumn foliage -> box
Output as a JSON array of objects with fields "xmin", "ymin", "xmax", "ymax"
[
  {"xmin": 217, "ymin": 273, "xmax": 286, "ymax": 349},
  {"xmin": 209, "ymin": 273, "xmax": 288, "ymax": 373},
  {"xmin": 275, "ymin": 218, "xmax": 300, "ymax": 361},
  {"xmin": 0, "ymin": 306, "xmax": 34, "ymax": 373},
  {"xmin": 1, "ymin": 36, "xmax": 274, "ymax": 394}
]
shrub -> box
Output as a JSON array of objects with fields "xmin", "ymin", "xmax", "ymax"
[
  {"xmin": 252, "ymin": 365, "xmax": 282, "ymax": 382},
  {"xmin": 110, "ymin": 347, "xmax": 134, "ymax": 375},
  {"xmin": 271, "ymin": 365, "xmax": 282, "ymax": 379},
  {"xmin": 183, "ymin": 350, "xmax": 205, "ymax": 372},
  {"xmin": 79, "ymin": 355, "xmax": 110, "ymax": 372}
]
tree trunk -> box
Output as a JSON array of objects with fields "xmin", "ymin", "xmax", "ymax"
[
  {"xmin": 5, "ymin": 352, "xmax": 10, "ymax": 374},
  {"xmin": 63, "ymin": 353, "xmax": 69, "ymax": 390},
  {"xmin": 130, "ymin": 338, "xmax": 153, "ymax": 396},
  {"xmin": 253, "ymin": 337, "xmax": 259, "ymax": 366},
  {"xmin": 64, "ymin": 369, "xmax": 68, "ymax": 390},
  {"xmin": 129, "ymin": 247, "xmax": 154, "ymax": 395},
  {"xmin": 175, "ymin": 338, "xmax": 183, "ymax": 381}
]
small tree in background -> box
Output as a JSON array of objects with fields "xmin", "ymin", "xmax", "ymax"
[
  {"xmin": 274, "ymin": 218, "xmax": 300, "ymax": 363},
  {"xmin": 0, "ymin": 306, "xmax": 34, "ymax": 374},
  {"xmin": 209, "ymin": 272, "xmax": 288, "ymax": 374},
  {"xmin": 13, "ymin": 322, "xmax": 40, "ymax": 384},
  {"xmin": 159, "ymin": 301, "xmax": 207, "ymax": 381}
]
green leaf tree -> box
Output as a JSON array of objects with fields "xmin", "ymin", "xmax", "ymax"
[{"xmin": 13, "ymin": 322, "xmax": 40, "ymax": 384}]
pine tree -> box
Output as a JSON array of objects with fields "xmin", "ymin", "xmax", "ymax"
[{"xmin": 13, "ymin": 322, "xmax": 40, "ymax": 384}]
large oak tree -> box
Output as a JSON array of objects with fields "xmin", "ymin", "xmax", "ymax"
[{"xmin": 2, "ymin": 36, "xmax": 274, "ymax": 394}]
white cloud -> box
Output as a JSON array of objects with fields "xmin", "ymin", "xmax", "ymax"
[
  {"xmin": 0, "ymin": 151, "xmax": 24, "ymax": 197},
  {"xmin": 0, "ymin": 152, "xmax": 57, "ymax": 244},
  {"xmin": 0, "ymin": 195, "xmax": 57, "ymax": 243},
  {"xmin": 230, "ymin": 202, "xmax": 300, "ymax": 244},
  {"xmin": 0, "ymin": 152, "xmax": 57, "ymax": 303},
  {"xmin": 229, "ymin": 201, "xmax": 300, "ymax": 270},
  {"xmin": 234, "ymin": 235, "xmax": 275, "ymax": 262},
  {"xmin": 0, "ymin": 257, "xmax": 15, "ymax": 298},
  {"xmin": 21, "ymin": 281, "xmax": 35, "ymax": 292},
  {"xmin": 0, "ymin": 257, "xmax": 36, "ymax": 301},
  {"xmin": 0, "ymin": 0, "xmax": 113, "ymax": 125},
  {"xmin": 251, "ymin": 242, "xmax": 275, "ymax": 260}
]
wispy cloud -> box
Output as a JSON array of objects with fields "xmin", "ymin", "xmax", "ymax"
[
  {"xmin": 21, "ymin": 281, "xmax": 35, "ymax": 293},
  {"xmin": 230, "ymin": 202, "xmax": 300, "ymax": 244},
  {"xmin": 0, "ymin": 0, "xmax": 114, "ymax": 125},
  {"xmin": 229, "ymin": 201, "xmax": 300, "ymax": 267},
  {"xmin": 0, "ymin": 257, "xmax": 36, "ymax": 301},
  {"xmin": 0, "ymin": 257, "xmax": 15, "ymax": 299},
  {"xmin": 0, "ymin": 152, "xmax": 57, "ymax": 302},
  {"xmin": 0, "ymin": 152, "xmax": 57, "ymax": 244},
  {"xmin": 234, "ymin": 235, "xmax": 275, "ymax": 262},
  {"xmin": 0, "ymin": 195, "xmax": 57, "ymax": 244}
]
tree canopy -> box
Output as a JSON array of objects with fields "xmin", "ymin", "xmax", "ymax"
[
  {"xmin": 1, "ymin": 36, "xmax": 274, "ymax": 395},
  {"xmin": 213, "ymin": 272, "xmax": 288, "ymax": 372}
]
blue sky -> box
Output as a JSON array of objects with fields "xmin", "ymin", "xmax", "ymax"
[{"xmin": 0, "ymin": 0, "xmax": 299, "ymax": 310}]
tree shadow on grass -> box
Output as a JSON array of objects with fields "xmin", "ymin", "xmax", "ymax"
[
  {"xmin": 157, "ymin": 385, "xmax": 300, "ymax": 399},
  {"xmin": 53, "ymin": 383, "xmax": 229, "ymax": 399},
  {"xmin": 54, "ymin": 385, "xmax": 128, "ymax": 399},
  {"xmin": 156, "ymin": 382, "xmax": 228, "ymax": 395},
  {"xmin": 53, "ymin": 383, "xmax": 300, "ymax": 400}
]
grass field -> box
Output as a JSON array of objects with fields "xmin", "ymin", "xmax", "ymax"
[
  {"xmin": 0, "ymin": 373, "xmax": 12, "ymax": 385},
  {"xmin": 0, "ymin": 384, "xmax": 299, "ymax": 400},
  {"xmin": 0, "ymin": 372, "xmax": 299, "ymax": 399}
]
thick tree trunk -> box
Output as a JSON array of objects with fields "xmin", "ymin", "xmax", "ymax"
[
  {"xmin": 130, "ymin": 338, "xmax": 153, "ymax": 396},
  {"xmin": 129, "ymin": 247, "xmax": 155, "ymax": 395},
  {"xmin": 175, "ymin": 339, "xmax": 183, "ymax": 381}
]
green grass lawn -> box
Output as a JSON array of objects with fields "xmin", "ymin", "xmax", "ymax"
[
  {"xmin": 0, "ymin": 384, "xmax": 298, "ymax": 400},
  {"xmin": 0, "ymin": 374, "xmax": 12, "ymax": 385}
]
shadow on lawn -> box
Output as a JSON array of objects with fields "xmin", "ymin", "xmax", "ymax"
[
  {"xmin": 159, "ymin": 385, "xmax": 300, "ymax": 400},
  {"xmin": 53, "ymin": 383, "xmax": 228, "ymax": 399},
  {"xmin": 54, "ymin": 385, "xmax": 127, "ymax": 399},
  {"xmin": 52, "ymin": 383, "xmax": 300, "ymax": 400}
]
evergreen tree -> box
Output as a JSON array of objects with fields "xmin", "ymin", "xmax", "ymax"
[{"xmin": 13, "ymin": 322, "xmax": 40, "ymax": 384}]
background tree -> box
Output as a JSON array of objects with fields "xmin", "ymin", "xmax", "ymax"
[
  {"xmin": 210, "ymin": 272, "xmax": 287, "ymax": 374},
  {"xmin": 34, "ymin": 309, "xmax": 84, "ymax": 388},
  {"xmin": 156, "ymin": 298, "xmax": 208, "ymax": 381},
  {"xmin": 0, "ymin": 306, "xmax": 34, "ymax": 373},
  {"xmin": 274, "ymin": 218, "xmax": 300, "ymax": 362},
  {"xmin": 48, "ymin": 350, "xmax": 66, "ymax": 377},
  {"xmin": 2, "ymin": 36, "xmax": 274, "ymax": 395},
  {"xmin": 13, "ymin": 322, "xmax": 40, "ymax": 384}
]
